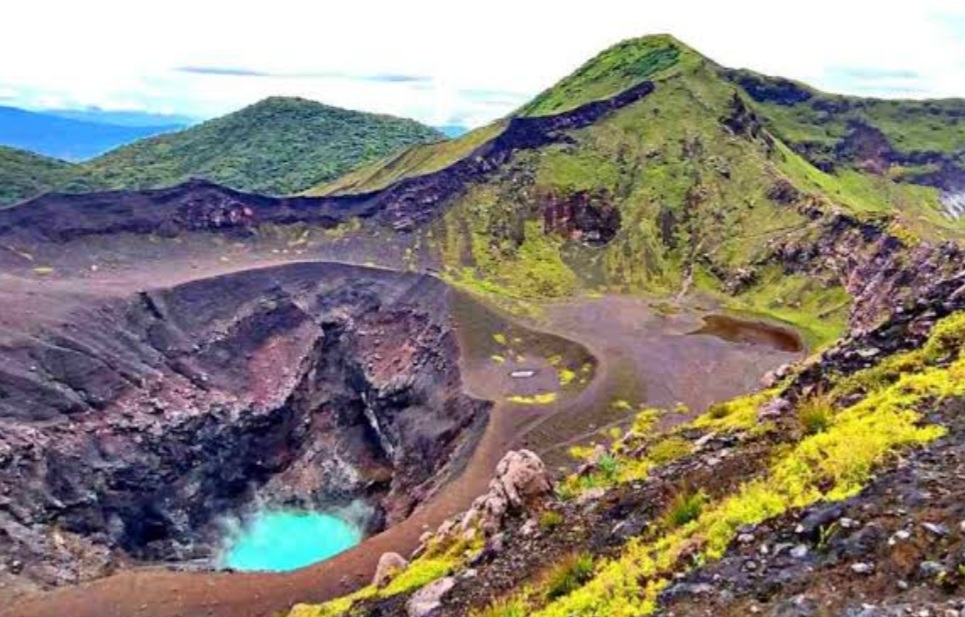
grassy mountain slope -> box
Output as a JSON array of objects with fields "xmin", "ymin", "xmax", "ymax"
[
  {"xmin": 725, "ymin": 68, "xmax": 965, "ymax": 158},
  {"xmin": 308, "ymin": 122, "xmax": 506, "ymax": 196},
  {"xmin": 307, "ymin": 35, "xmax": 965, "ymax": 345},
  {"xmin": 517, "ymin": 34, "xmax": 703, "ymax": 117},
  {"xmin": 0, "ymin": 146, "xmax": 76, "ymax": 207},
  {"xmin": 79, "ymin": 97, "xmax": 445, "ymax": 195}
]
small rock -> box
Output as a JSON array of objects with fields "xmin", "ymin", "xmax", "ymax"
[
  {"xmin": 576, "ymin": 487, "xmax": 606, "ymax": 506},
  {"xmin": 738, "ymin": 533, "xmax": 755, "ymax": 544},
  {"xmin": 406, "ymin": 576, "xmax": 456, "ymax": 617},
  {"xmin": 850, "ymin": 562, "xmax": 874, "ymax": 575},
  {"xmin": 923, "ymin": 522, "xmax": 950, "ymax": 537},
  {"xmin": 518, "ymin": 518, "xmax": 539, "ymax": 538},
  {"xmin": 919, "ymin": 560, "xmax": 946, "ymax": 577},
  {"xmin": 693, "ymin": 432, "xmax": 717, "ymax": 449},
  {"xmin": 757, "ymin": 398, "xmax": 791, "ymax": 420},
  {"xmin": 790, "ymin": 544, "xmax": 809, "ymax": 559},
  {"xmin": 889, "ymin": 529, "xmax": 911, "ymax": 545}
]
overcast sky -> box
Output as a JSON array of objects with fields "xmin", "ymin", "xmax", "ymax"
[{"xmin": 3, "ymin": 0, "xmax": 965, "ymax": 127}]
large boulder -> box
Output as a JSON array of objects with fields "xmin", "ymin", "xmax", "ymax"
[
  {"xmin": 459, "ymin": 450, "xmax": 552, "ymax": 535},
  {"xmin": 372, "ymin": 551, "xmax": 408, "ymax": 587},
  {"xmin": 406, "ymin": 576, "xmax": 456, "ymax": 617}
]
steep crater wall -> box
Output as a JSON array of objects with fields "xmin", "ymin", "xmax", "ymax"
[{"xmin": 0, "ymin": 263, "xmax": 489, "ymax": 592}]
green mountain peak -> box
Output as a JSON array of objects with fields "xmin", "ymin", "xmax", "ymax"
[{"xmin": 517, "ymin": 33, "xmax": 705, "ymax": 117}]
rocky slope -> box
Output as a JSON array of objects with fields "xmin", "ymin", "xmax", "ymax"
[{"xmin": 0, "ymin": 263, "xmax": 488, "ymax": 595}]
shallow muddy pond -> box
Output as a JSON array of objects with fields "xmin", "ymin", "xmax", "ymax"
[
  {"xmin": 690, "ymin": 314, "xmax": 804, "ymax": 353},
  {"xmin": 220, "ymin": 510, "xmax": 362, "ymax": 572}
]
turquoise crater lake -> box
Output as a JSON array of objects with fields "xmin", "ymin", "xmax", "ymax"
[{"xmin": 221, "ymin": 510, "xmax": 363, "ymax": 572}]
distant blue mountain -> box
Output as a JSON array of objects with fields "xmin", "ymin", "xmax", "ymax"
[
  {"xmin": 46, "ymin": 108, "xmax": 198, "ymax": 128},
  {"xmin": 0, "ymin": 106, "xmax": 186, "ymax": 161},
  {"xmin": 435, "ymin": 124, "xmax": 469, "ymax": 138}
]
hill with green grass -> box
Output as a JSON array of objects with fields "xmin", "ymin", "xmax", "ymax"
[
  {"xmin": 78, "ymin": 97, "xmax": 445, "ymax": 195},
  {"xmin": 308, "ymin": 34, "xmax": 965, "ymax": 346},
  {"xmin": 0, "ymin": 98, "xmax": 445, "ymax": 206},
  {"xmin": 0, "ymin": 146, "xmax": 76, "ymax": 207},
  {"xmin": 287, "ymin": 38, "xmax": 965, "ymax": 617}
]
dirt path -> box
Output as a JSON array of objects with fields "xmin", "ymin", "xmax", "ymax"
[{"xmin": 2, "ymin": 268, "xmax": 800, "ymax": 617}]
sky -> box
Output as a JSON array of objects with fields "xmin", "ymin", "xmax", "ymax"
[{"xmin": 3, "ymin": 0, "xmax": 965, "ymax": 128}]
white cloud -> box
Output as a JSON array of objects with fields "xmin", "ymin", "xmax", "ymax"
[{"xmin": 3, "ymin": 0, "xmax": 965, "ymax": 127}]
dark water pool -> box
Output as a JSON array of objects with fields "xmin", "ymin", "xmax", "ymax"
[{"xmin": 690, "ymin": 315, "xmax": 803, "ymax": 353}]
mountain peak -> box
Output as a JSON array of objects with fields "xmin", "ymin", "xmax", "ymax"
[{"xmin": 517, "ymin": 33, "xmax": 705, "ymax": 117}]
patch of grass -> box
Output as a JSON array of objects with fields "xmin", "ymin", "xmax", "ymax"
[
  {"xmin": 558, "ymin": 368, "xmax": 577, "ymax": 387},
  {"xmin": 508, "ymin": 392, "xmax": 559, "ymax": 405},
  {"xmin": 471, "ymin": 596, "xmax": 531, "ymax": 617},
  {"xmin": 597, "ymin": 454, "xmax": 621, "ymax": 483},
  {"xmin": 289, "ymin": 526, "xmax": 483, "ymax": 617},
  {"xmin": 692, "ymin": 389, "xmax": 776, "ymax": 433},
  {"xmin": 648, "ymin": 436, "xmax": 693, "ymax": 465},
  {"xmin": 664, "ymin": 490, "xmax": 706, "ymax": 528},
  {"xmin": 544, "ymin": 552, "xmax": 596, "ymax": 600},
  {"xmin": 0, "ymin": 146, "xmax": 76, "ymax": 207},
  {"xmin": 539, "ymin": 511, "xmax": 564, "ymax": 531},
  {"xmin": 797, "ymin": 393, "xmax": 832, "ymax": 435}
]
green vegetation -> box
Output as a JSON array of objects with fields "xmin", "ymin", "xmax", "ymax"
[
  {"xmin": 508, "ymin": 392, "xmax": 559, "ymax": 405},
  {"xmin": 797, "ymin": 393, "xmax": 832, "ymax": 435},
  {"xmin": 663, "ymin": 490, "xmax": 706, "ymax": 528},
  {"xmin": 283, "ymin": 35, "xmax": 965, "ymax": 617},
  {"xmin": 289, "ymin": 530, "xmax": 484, "ymax": 617},
  {"xmin": 727, "ymin": 68, "xmax": 965, "ymax": 156},
  {"xmin": 518, "ymin": 35, "xmax": 700, "ymax": 117},
  {"xmin": 647, "ymin": 436, "xmax": 692, "ymax": 465},
  {"xmin": 0, "ymin": 98, "xmax": 445, "ymax": 204},
  {"xmin": 309, "ymin": 122, "xmax": 506, "ymax": 196},
  {"xmin": 79, "ymin": 97, "xmax": 444, "ymax": 195},
  {"xmin": 538, "ymin": 510, "xmax": 564, "ymax": 531},
  {"xmin": 544, "ymin": 552, "xmax": 595, "ymax": 600},
  {"xmin": 472, "ymin": 596, "xmax": 530, "ymax": 617},
  {"xmin": 506, "ymin": 312, "xmax": 963, "ymax": 617},
  {"xmin": 0, "ymin": 146, "xmax": 75, "ymax": 206}
]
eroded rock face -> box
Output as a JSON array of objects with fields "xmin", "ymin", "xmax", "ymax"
[
  {"xmin": 0, "ymin": 263, "xmax": 489, "ymax": 592},
  {"xmin": 541, "ymin": 189, "xmax": 621, "ymax": 245}
]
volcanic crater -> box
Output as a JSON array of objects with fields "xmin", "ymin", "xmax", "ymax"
[{"xmin": 0, "ymin": 262, "xmax": 490, "ymax": 591}]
